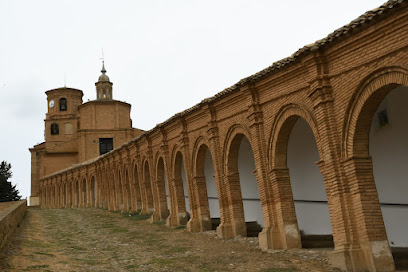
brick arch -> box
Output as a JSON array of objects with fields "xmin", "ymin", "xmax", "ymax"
[
  {"xmin": 141, "ymin": 157, "xmax": 154, "ymax": 214},
  {"xmin": 89, "ymin": 174, "xmax": 97, "ymax": 207},
  {"xmin": 62, "ymin": 180, "xmax": 67, "ymax": 208},
  {"xmin": 191, "ymin": 136, "xmax": 212, "ymax": 176},
  {"xmin": 75, "ymin": 178, "xmax": 80, "ymax": 207},
  {"xmin": 123, "ymin": 166, "xmax": 131, "ymax": 211},
  {"xmin": 343, "ymin": 65, "xmax": 408, "ymax": 158},
  {"xmin": 191, "ymin": 136, "xmax": 219, "ymax": 232},
  {"xmin": 269, "ymin": 103, "xmax": 320, "ymax": 169},
  {"xmin": 153, "ymin": 153, "xmax": 169, "ymax": 221},
  {"xmin": 131, "ymin": 159, "xmax": 142, "ymax": 212},
  {"xmin": 223, "ymin": 124, "xmax": 261, "ymax": 237},
  {"xmin": 81, "ymin": 176, "xmax": 87, "ymax": 207},
  {"xmin": 115, "ymin": 166, "xmax": 124, "ymax": 210},
  {"xmin": 171, "ymin": 145, "xmax": 189, "ymax": 225},
  {"xmin": 67, "ymin": 178, "xmax": 73, "ymax": 208},
  {"xmin": 340, "ymin": 66, "xmax": 408, "ymax": 270},
  {"xmin": 223, "ymin": 124, "xmax": 253, "ymax": 175}
]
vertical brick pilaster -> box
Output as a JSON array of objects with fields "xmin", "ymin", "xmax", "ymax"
[
  {"xmin": 342, "ymin": 156, "xmax": 394, "ymax": 271},
  {"xmin": 245, "ymin": 84, "xmax": 278, "ymax": 249},
  {"xmin": 205, "ymin": 104, "xmax": 235, "ymax": 238},
  {"xmin": 190, "ymin": 175, "xmax": 212, "ymax": 232},
  {"xmin": 177, "ymin": 118, "xmax": 197, "ymax": 229},
  {"xmin": 268, "ymin": 168, "xmax": 301, "ymax": 249},
  {"xmin": 225, "ymin": 172, "xmax": 247, "ymax": 237},
  {"xmin": 158, "ymin": 138, "xmax": 179, "ymax": 227},
  {"xmin": 305, "ymin": 60, "xmax": 355, "ymax": 270}
]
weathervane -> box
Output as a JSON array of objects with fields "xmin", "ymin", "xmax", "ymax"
[{"xmin": 101, "ymin": 47, "xmax": 105, "ymax": 64}]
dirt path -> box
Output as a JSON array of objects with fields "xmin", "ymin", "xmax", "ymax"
[{"xmin": 0, "ymin": 207, "xmax": 339, "ymax": 271}]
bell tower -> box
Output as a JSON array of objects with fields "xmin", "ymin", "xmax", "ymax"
[{"xmin": 95, "ymin": 61, "xmax": 113, "ymax": 100}]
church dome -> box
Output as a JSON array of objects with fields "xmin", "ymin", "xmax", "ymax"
[
  {"xmin": 98, "ymin": 73, "xmax": 110, "ymax": 82},
  {"xmin": 98, "ymin": 62, "xmax": 110, "ymax": 82}
]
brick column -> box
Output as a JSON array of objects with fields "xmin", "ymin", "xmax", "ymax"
[
  {"xmin": 267, "ymin": 168, "xmax": 301, "ymax": 249},
  {"xmin": 225, "ymin": 172, "xmax": 247, "ymax": 237},
  {"xmin": 205, "ymin": 104, "xmax": 235, "ymax": 239},
  {"xmin": 154, "ymin": 176, "xmax": 169, "ymax": 221},
  {"xmin": 342, "ymin": 156, "xmax": 394, "ymax": 271},
  {"xmin": 245, "ymin": 85, "xmax": 279, "ymax": 249},
  {"xmin": 188, "ymin": 175, "xmax": 212, "ymax": 232}
]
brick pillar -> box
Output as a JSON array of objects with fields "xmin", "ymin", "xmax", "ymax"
[
  {"xmin": 178, "ymin": 126, "xmax": 200, "ymax": 232},
  {"xmin": 153, "ymin": 176, "xmax": 169, "ymax": 221},
  {"xmin": 204, "ymin": 104, "xmax": 235, "ymax": 239},
  {"xmin": 225, "ymin": 172, "xmax": 247, "ymax": 237},
  {"xmin": 188, "ymin": 175, "xmax": 212, "ymax": 232},
  {"xmin": 246, "ymin": 88, "xmax": 280, "ymax": 249},
  {"xmin": 52, "ymin": 184, "xmax": 56, "ymax": 208},
  {"xmin": 342, "ymin": 156, "xmax": 394, "ymax": 271},
  {"xmin": 166, "ymin": 177, "xmax": 185, "ymax": 226},
  {"xmin": 266, "ymin": 168, "xmax": 301, "ymax": 249},
  {"xmin": 124, "ymin": 182, "xmax": 131, "ymax": 212}
]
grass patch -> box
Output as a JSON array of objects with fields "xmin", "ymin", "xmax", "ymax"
[
  {"xmin": 69, "ymin": 245, "xmax": 86, "ymax": 251},
  {"xmin": 125, "ymin": 264, "xmax": 138, "ymax": 269},
  {"xmin": 74, "ymin": 258, "xmax": 99, "ymax": 265},
  {"xmin": 261, "ymin": 268, "xmax": 297, "ymax": 272},
  {"xmin": 33, "ymin": 252, "xmax": 55, "ymax": 257},
  {"xmin": 23, "ymin": 240, "xmax": 52, "ymax": 249},
  {"xmin": 109, "ymin": 227, "xmax": 129, "ymax": 234},
  {"xmin": 125, "ymin": 212, "xmax": 151, "ymax": 221},
  {"xmin": 174, "ymin": 225, "xmax": 186, "ymax": 229},
  {"xmin": 166, "ymin": 246, "xmax": 189, "ymax": 254},
  {"xmin": 153, "ymin": 221, "xmax": 166, "ymax": 225},
  {"xmin": 149, "ymin": 257, "xmax": 174, "ymax": 266},
  {"xmin": 25, "ymin": 264, "xmax": 50, "ymax": 269}
]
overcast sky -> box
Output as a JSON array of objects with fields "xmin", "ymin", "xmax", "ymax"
[{"xmin": 0, "ymin": 0, "xmax": 386, "ymax": 200}]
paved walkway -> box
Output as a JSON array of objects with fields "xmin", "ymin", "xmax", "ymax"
[{"xmin": 0, "ymin": 207, "xmax": 337, "ymax": 271}]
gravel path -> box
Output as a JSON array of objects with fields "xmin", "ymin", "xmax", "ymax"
[{"xmin": 0, "ymin": 207, "xmax": 339, "ymax": 271}]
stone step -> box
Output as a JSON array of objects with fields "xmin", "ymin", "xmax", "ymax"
[
  {"xmin": 246, "ymin": 221, "xmax": 262, "ymax": 237},
  {"xmin": 301, "ymin": 234, "xmax": 334, "ymax": 248}
]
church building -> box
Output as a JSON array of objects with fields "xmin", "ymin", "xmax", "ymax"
[{"xmin": 29, "ymin": 63, "xmax": 144, "ymax": 206}]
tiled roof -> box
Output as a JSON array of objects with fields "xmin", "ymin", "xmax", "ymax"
[{"xmin": 139, "ymin": 0, "xmax": 406, "ymax": 135}]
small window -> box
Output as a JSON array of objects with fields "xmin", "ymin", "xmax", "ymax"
[
  {"xmin": 378, "ymin": 109, "xmax": 389, "ymax": 127},
  {"xmin": 103, "ymin": 89, "xmax": 106, "ymax": 99},
  {"xmin": 51, "ymin": 123, "xmax": 59, "ymax": 135},
  {"xmin": 59, "ymin": 98, "xmax": 67, "ymax": 111},
  {"xmin": 99, "ymin": 138, "xmax": 113, "ymax": 155}
]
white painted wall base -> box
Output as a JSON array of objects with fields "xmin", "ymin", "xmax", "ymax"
[
  {"xmin": 370, "ymin": 86, "xmax": 408, "ymax": 248},
  {"xmin": 205, "ymin": 149, "xmax": 220, "ymax": 218},
  {"xmin": 238, "ymin": 137, "xmax": 264, "ymax": 227},
  {"xmin": 288, "ymin": 118, "xmax": 332, "ymax": 235}
]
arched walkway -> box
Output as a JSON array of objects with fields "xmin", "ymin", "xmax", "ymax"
[
  {"xmin": 173, "ymin": 151, "xmax": 189, "ymax": 225},
  {"xmin": 195, "ymin": 144, "xmax": 220, "ymax": 231},
  {"xmin": 82, "ymin": 178, "xmax": 87, "ymax": 207},
  {"xmin": 287, "ymin": 118, "xmax": 332, "ymax": 248},
  {"xmin": 91, "ymin": 176, "xmax": 97, "ymax": 207},
  {"xmin": 366, "ymin": 85, "xmax": 408, "ymax": 270},
  {"xmin": 117, "ymin": 170, "xmax": 124, "ymax": 211},
  {"xmin": 226, "ymin": 133, "xmax": 263, "ymax": 237},
  {"xmin": 124, "ymin": 168, "xmax": 131, "ymax": 212},
  {"xmin": 155, "ymin": 157, "xmax": 169, "ymax": 221},
  {"xmin": 343, "ymin": 69, "xmax": 408, "ymax": 270},
  {"xmin": 132, "ymin": 163, "xmax": 142, "ymax": 212},
  {"xmin": 75, "ymin": 180, "xmax": 80, "ymax": 207},
  {"xmin": 142, "ymin": 160, "xmax": 154, "ymax": 214}
]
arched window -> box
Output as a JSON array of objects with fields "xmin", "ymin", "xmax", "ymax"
[
  {"xmin": 51, "ymin": 123, "xmax": 59, "ymax": 135},
  {"xmin": 103, "ymin": 89, "xmax": 106, "ymax": 99},
  {"xmin": 59, "ymin": 98, "xmax": 67, "ymax": 111}
]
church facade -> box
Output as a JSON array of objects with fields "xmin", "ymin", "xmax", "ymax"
[
  {"xmin": 29, "ymin": 64, "xmax": 144, "ymax": 206},
  {"xmin": 33, "ymin": 1, "xmax": 408, "ymax": 271}
]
